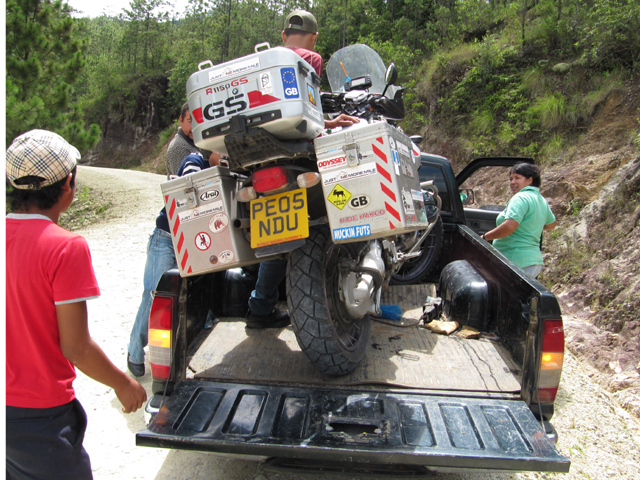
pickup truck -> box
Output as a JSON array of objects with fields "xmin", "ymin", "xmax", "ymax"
[{"xmin": 136, "ymin": 155, "xmax": 570, "ymax": 475}]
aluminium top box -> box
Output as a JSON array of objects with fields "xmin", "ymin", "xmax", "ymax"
[
  {"xmin": 160, "ymin": 166, "xmax": 276, "ymax": 277},
  {"xmin": 314, "ymin": 121, "xmax": 428, "ymax": 244},
  {"xmin": 186, "ymin": 46, "xmax": 324, "ymax": 158}
]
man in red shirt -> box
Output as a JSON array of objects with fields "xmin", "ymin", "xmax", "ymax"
[
  {"xmin": 6, "ymin": 130, "xmax": 147, "ymax": 479},
  {"xmin": 282, "ymin": 9, "xmax": 358, "ymax": 130}
]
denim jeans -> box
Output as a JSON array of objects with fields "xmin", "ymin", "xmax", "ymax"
[
  {"xmin": 248, "ymin": 258, "xmax": 288, "ymax": 316},
  {"xmin": 522, "ymin": 264, "xmax": 543, "ymax": 279},
  {"xmin": 127, "ymin": 228, "xmax": 177, "ymax": 364}
]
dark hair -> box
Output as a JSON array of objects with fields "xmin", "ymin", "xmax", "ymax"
[
  {"xmin": 10, "ymin": 166, "xmax": 77, "ymax": 211},
  {"xmin": 510, "ymin": 163, "xmax": 541, "ymax": 187},
  {"xmin": 180, "ymin": 102, "xmax": 190, "ymax": 120}
]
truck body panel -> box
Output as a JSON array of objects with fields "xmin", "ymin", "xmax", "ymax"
[{"xmin": 137, "ymin": 155, "xmax": 569, "ymax": 473}]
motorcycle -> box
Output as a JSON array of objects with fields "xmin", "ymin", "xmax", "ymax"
[{"xmin": 177, "ymin": 43, "xmax": 440, "ymax": 375}]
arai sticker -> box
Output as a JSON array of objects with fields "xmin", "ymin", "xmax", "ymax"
[
  {"xmin": 219, "ymin": 250, "xmax": 234, "ymax": 264},
  {"xmin": 194, "ymin": 232, "xmax": 211, "ymax": 251},
  {"xmin": 327, "ymin": 184, "xmax": 352, "ymax": 210},
  {"xmin": 209, "ymin": 213, "xmax": 229, "ymax": 234}
]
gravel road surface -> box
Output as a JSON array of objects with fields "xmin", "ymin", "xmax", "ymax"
[{"xmin": 74, "ymin": 165, "xmax": 640, "ymax": 480}]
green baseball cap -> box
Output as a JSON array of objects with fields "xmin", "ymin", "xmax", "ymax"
[{"xmin": 283, "ymin": 10, "xmax": 318, "ymax": 34}]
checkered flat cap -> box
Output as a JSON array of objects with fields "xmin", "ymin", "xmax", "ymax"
[
  {"xmin": 284, "ymin": 10, "xmax": 318, "ymax": 34},
  {"xmin": 6, "ymin": 129, "xmax": 80, "ymax": 190}
]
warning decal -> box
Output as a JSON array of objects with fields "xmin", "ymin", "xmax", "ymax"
[
  {"xmin": 194, "ymin": 232, "xmax": 211, "ymax": 251},
  {"xmin": 327, "ymin": 184, "xmax": 352, "ymax": 210}
]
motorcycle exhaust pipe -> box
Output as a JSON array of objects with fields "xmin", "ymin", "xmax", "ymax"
[{"xmin": 342, "ymin": 241, "xmax": 386, "ymax": 319}]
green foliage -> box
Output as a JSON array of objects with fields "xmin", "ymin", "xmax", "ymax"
[
  {"xmin": 6, "ymin": 0, "xmax": 101, "ymax": 151},
  {"xmin": 577, "ymin": 0, "xmax": 640, "ymax": 71}
]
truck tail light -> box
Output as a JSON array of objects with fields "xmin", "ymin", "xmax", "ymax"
[
  {"xmin": 148, "ymin": 295, "xmax": 173, "ymax": 380},
  {"xmin": 253, "ymin": 166, "xmax": 288, "ymax": 193},
  {"xmin": 535, "ymin": 319, "xmax": 564, "ymax": 403}
]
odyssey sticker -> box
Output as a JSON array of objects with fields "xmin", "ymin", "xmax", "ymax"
[
  {"xmin": 218, "ymin": 250, "xmax": 234, "ymax": 264},
  {"xmin": 322, "ymin": 164, "xmax": 377, "ymax": 186},
  {"xmin": 333, "ymin": 224, "xmax": 372, "ymax": 241},
  {"xmin": 327, "ymin": 184, "xmax": 352, "ymax": 210},
  {"xmin": 199, "ymin": 190, "xmax": 220, "ymax": 202},
  {"xmin": 195, "ymin": 232, "xmax": 211, "ymax": 251},
  {"xmin": 318, "ymin": 156, "xmax": 347, "ymax": 171},
  {"xmin": 209, "ymin": 213, "xmax": 229, "ymax": 234},
  {"xmin": 281, "ymin": 67, "xmax": 299, "ymax": 98},
  {"xmin": 178, "ymin": 201, "xmax": 224, "ymax": 223},
  {"xmin": 260, "ymin": 72, "xmax": 273, "ymax": 95},
  {"xmin": 349, "ymin": 194, "xmax": 370, "ymax": 209},
  {"xmin": 209, "ymin": 58, "xmax": 260, "ymax": 83}
]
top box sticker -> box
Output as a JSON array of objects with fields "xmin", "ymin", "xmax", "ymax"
[{"xmin": 209, "ymin": 58, "xmax": 261, "ymax": 83}]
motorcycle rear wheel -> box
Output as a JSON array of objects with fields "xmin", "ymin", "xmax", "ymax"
[{"xmin": 286, "ymin": 226, "xmax": 371, "ymax": 376}]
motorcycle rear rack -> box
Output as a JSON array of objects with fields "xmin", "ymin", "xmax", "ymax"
[{"xmin": 224, "ymin": 116, "xmax": 315, "ymax": 171}]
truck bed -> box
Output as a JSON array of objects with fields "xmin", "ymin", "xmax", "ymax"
[{"xmin": 188, "ymin": 285, "xmax": 521, "ymax": 395}]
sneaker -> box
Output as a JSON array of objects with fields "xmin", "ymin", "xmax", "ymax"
[
  {"xmin": 245, "ymin": 308, "xmax": 291, "ymax": 329},
  {"xmin": 127, "ymin": 354, "xmax": 145, "ymax": 377}
]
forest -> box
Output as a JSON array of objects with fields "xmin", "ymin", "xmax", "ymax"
[{"xmin": 6, "ymin": 0, "xmax": 640, "ymax": 160}]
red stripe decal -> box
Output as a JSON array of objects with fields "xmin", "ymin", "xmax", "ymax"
[
  {"xmin": 373, "ymin": 144, "xmax": 387, "ymax": 163},
  {"xmin": 191, "ymin": 107, "xmax": 204, "ymax": 124},
  {"xmin": 169, "ymin": 198, "xmax": 176, "ymax": 220},
  {"xmin": 376, "ymin": 137, "xmax": 384, "ymax": 144},
  {"xmin": 380, "ymin": 183, "xmax": 396, "ymax": 202},
  {"xmin": 177, "ymin": 232, "xmax": 184, "ymax": 253},
  {"xmin": 385, "ymin": 202, "xmax": 401, "ymax": 222},
  {"xmin": 181, "ymin": 249, "xmax": 189, "ymax": 271},
  {"xmin": 188, "ymin": 266, "xmax": 192, "ymax": 273},
  {"xmin": 172, "ymin": 215, "xmax": 181, "ymax": 236},
  {"xmin": 377, "ymin": 163, "xmax": 392, "ymax": 183},
  {"xmin": 248, "ymin": 90, "xmax": 281, "ymax": 108},
  {"xmin": 389, "ymin": 221, "xmax": 396, "ymax": 230}
]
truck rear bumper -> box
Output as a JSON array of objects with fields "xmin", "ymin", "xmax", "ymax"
[{"xmin": 137, "ymin": 380, "xmax": 570, "ymax": 473}]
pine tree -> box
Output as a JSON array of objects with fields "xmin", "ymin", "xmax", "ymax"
[{"xmin": 6, "ymin": 0, "xmax": 101, "ymax": 151}]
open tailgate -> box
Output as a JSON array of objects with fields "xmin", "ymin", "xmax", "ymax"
[{"xmin": 137, "ymin": 380, "xmax": 570, "ymax": 473}]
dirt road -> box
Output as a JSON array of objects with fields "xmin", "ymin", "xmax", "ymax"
[{"xmin": 74, "ymin": 165, "xmax": 640, "ymax": 479}]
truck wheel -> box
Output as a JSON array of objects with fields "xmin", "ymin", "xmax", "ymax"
[
  {"xmin": 287, "ymin": 226, "xmax": 371, "ymax": 376},
  {"xmin": 390, "ymin": 217, "xmax": 444, "ymax": 285}
]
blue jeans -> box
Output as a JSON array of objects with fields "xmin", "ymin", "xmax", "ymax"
[
  {"xmin": 523, "ymin": 264, "xmax": 543, "ymax": 279},
  {"xmin": 128, "ymin": 228, "xmax": 177, "ymax": 364},
  {"xmin": 248, "ymin": 258, "xmax": 287, "ymax": 316}
]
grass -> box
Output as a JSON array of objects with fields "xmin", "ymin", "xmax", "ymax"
[{"xmin": 59, "ymin": 185, "xmax": 112, "ymax": 231}]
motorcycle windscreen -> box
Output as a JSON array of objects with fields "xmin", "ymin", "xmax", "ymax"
[{"xmin": 326, "ymin": 44, "xmax": 387, "ymax": 94}]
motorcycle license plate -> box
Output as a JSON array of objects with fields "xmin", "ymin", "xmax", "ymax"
[{"xmin": 250, "ymin": 189, "xmax": 309, "ymax": 249}]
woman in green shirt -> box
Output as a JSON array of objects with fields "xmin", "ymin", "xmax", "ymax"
[{"xmin": 481, "ymin": 163, "xmax": 557, "ymax": 279}]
